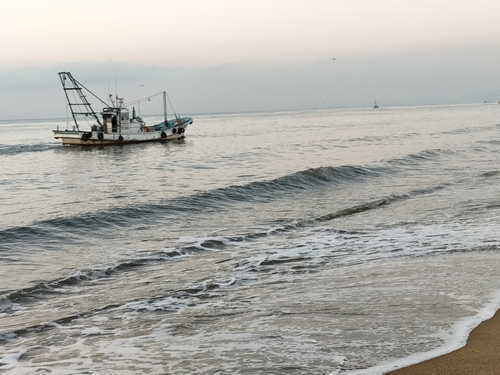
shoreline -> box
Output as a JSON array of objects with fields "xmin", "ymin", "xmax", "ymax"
[{"xmin": 384, "ymin": 308, "xmax": 500, "ymax": 374}]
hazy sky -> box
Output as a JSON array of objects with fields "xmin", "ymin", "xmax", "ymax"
[{"xmin": 1, "ymin": 0, "xmax": 500, "ymax": 119}]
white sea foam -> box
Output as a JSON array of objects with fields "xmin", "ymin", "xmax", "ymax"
[
  {"xmin": 0, "ymin": 349, "xmax": 26, "ymax": 368},
  {"xmin": 0, "ymin": 297, "xmax": 13, "ymax": 316},
  {"xmin": 118, "ymin": 296, "xmax": 190, "ymax": 313},
  {"xmin": 346, "ymin": 290, "xmax": 500, "ymax": 374}
]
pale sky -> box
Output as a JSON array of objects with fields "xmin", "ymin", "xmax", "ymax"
[{"xmin": 1, "ymin": 0, "xmax": 500, "ymax": 119}]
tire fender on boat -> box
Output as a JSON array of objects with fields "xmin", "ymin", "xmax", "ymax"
[
  {"xmin": 161, "ymin": 131, "xmax": 167, "ymax": 138},
  {"xmin": 172, "ymin": 128, "xmax": 177, "ymax": 134},
  {"xmin": 180, "ymin": 128, "xmax": 185, "ymax": 133},
  {"xmin": 81, "ymin": 133, "xmax": 88, "ymax": 141},
  {"xmin": 118, "ymin": 135, "xmax": 124, "ymax": 141},
  {"xmin": 98, "ymin": 132, "xmax": 104, "ymax": 140}
]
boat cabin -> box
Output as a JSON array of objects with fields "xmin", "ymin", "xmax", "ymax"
[{"xmin": 102, "ymin": 107, "xmax": 131, "ymax": 133}]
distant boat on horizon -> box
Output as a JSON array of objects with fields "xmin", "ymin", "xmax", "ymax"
[{"xmin": 373, "ymin": 101, "xmax": 379, "ymax": 109}]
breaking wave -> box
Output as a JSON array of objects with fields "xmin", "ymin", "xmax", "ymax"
[{"xmin": 0, "ymin": 148, "xmax": 452, "ymax": 250}]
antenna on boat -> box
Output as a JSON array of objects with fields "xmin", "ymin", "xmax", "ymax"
[{"xmin": 114, "ymin": 69, "xmax": 118, "ymax": 102}]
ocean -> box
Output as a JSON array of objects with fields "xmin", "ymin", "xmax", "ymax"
[{"xmin": 1, "ymin": 104, "xmax": 500, "ymax": 374}]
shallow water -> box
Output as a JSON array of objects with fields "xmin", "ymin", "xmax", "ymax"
[{"xmin": 1, "ymin": 104, "xmax": 500, "ymax": 374}]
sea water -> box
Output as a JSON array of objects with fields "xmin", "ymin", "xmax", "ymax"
[{"xmin": 1, "ymin": 104, "xmax": 500, "ymax": 374}]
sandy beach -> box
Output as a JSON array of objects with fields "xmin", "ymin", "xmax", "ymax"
[{"xmin": 385, "ymin": 309, "xmax": 500, "ymax": 374}]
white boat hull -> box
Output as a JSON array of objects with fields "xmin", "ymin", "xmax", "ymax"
[{"xmin": 54, "ymin": 118, "xmax": 192, "ymax": 146}]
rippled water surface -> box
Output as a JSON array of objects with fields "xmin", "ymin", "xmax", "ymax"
[{"xmin": 1, "ymin": 104, "xmax": 500, "ymax": 374}]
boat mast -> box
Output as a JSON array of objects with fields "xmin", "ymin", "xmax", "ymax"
[
  {"xmin": 58, "ymin": 72, "xmax": 104, "ymax": 130},
  {"xmin": 163, "ymin": 91, "xmax": 167, "ymax": 125}
]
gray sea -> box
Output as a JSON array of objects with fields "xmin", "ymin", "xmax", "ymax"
[{"xmin": 1, "ymin": 104, "xmax": 500, "ymax": 374}]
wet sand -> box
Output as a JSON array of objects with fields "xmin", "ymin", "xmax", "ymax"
[{"xmin": 385, "ymin": 309, "xmax": 500, "ymax": 374}]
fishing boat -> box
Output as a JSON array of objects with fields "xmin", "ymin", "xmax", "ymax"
[
  {"xmin": 373, "ymin": 101, "xmax": 379, "ymax": 109},
  {"xmin": 53, "ymin": 72, "xmax": 193, "ymax": 146}
]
